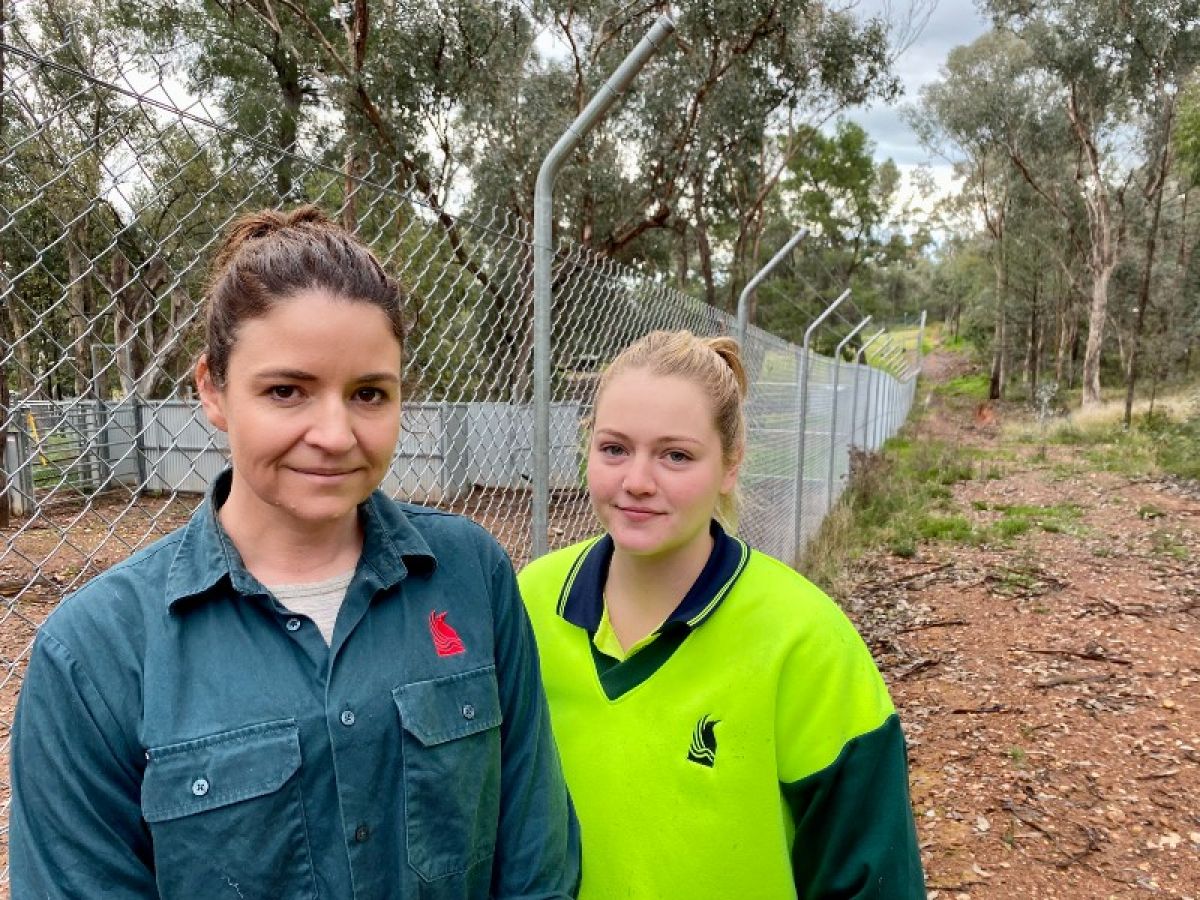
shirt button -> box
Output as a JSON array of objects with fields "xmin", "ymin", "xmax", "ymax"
[
  {"xmin": 354, "ymin": 824, "xmax": 370, "ymax": 843},
  {"xmin": 461, "ymin": 704, "xmax": 475, "ymax": 720},
  {"xmin": 340, "ymin": 709, "xmax": 356, "ymax": 727},
  {"xmin": 285, "ymin": 618, "xmax": 302, "ymax": 632},
  {"xmin": 191, "ymin": 777, "xmax": 210, "ymax": 797}
]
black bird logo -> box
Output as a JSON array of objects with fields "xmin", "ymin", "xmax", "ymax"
[{"xmin": 687, "ymin": 715, "xmax": 720, "ymax": 767}]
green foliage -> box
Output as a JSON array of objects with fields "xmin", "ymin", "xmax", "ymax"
[
  {"xmin": 1152, "ymin": 415, "xmax": 1200, "ymax": 480},
  {"xmin": 1046, "ymin": 408, "xmax": 1200, "ymax": 479},
  {"xmin": 936, "ymin": 374, "xmax": 990, "ymax": 400},
  {"xmin": 1175, "ymin": 78, "xmax": 1200, "ymax": 187}
]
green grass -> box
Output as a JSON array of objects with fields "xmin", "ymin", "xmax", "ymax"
[
  {"xmin": 935, "ymin": 373, "xmax": 990, "ymax": 400},
  {"xmin": 1154, "ymin": 415, "xmax": 1200, "ymax": 480},
  {"xmin": 971, "ymin": 501, "xmax": 1086, "ymax": 538},
  {"xmin": 799, "ymin": 432, "xmax": 985, "ymax": 589},
  {"xmin": 1046, "ymin": 407, "xmax": 1200, "ymax": 480},
  {"xmin": 1148, "ymin": 529, "xmax": 1190, "ymax": 561},
  {"xmin": 797, "ymin": 371, "xmax": 1199, "ymax": 599}
]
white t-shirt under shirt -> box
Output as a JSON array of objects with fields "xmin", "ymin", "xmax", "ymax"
[{"xmin": 267, "ymin": 570, "xmax": 355, "ymax": 644}]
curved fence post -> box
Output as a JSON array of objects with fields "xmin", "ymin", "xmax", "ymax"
[
  {"xmin": 736, "ymin": 228, "xmax": 807, "ymax": 347},
  {"xmin": 532, "ymin": 13, "xmax": 676, "ymax": 558},
  {"xmin": 851, "ymin": 329, "xmax": 886, "ymax": 451},
  {"xmin": 793, "ymin": 288, "xmax": 850, "ymax": 557},
  {"xmin": 826, "ymin": 316, "xmax": 871, "ymax": 514}
]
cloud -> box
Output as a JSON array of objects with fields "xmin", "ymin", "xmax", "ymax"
[{"xmin": 843, "ymin": 0, "xmax": 991, "ymax": 203}]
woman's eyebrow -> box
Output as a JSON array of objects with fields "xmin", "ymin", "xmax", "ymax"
[{"xmin": 250, "ymin": 368, "xmax": 400, "ymax": 383}]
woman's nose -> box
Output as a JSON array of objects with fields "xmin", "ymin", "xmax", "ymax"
[
  {"xmin": 621, "ymin": 455, "xmax": 656, "ymax": 495},
  {"xmin": 304, "ymin": 400, "xmax": 357, "ymax": 454}
]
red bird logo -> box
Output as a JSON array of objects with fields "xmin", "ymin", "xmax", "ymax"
[{"xmin": 429, "ymin": 611, "xmax": 465, "ymax": 657}]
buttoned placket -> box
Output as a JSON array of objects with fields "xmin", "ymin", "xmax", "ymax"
[
  {"xmin": 322, "ymin": 567, "xmax": 406, "ymax": 898},
  {"xmin": 269, "ymin": 580, "xmax": 392, "ymax": 896}
]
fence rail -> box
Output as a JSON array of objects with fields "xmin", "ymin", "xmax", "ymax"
[{"xmin": 0, "ymin": 9, "xmax": 918, "ymax": 888}]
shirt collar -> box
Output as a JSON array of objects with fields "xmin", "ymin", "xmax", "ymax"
[
  {"xmin": 164, "ymin": 469, "xmax": 437, "ymax": 610},
  {"xmin": 556, "ymin": 520, "xmax": 750, "ymax": 634}
]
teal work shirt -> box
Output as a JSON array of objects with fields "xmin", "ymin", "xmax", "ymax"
[{"xmin": 10, "ymin": 471, "xmax": 581, "ymax": 899}]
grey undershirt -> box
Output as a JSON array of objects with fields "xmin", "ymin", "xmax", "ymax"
[{"xmin": 267, "ymin": 570, "xmax": 355, "ymax": 645}]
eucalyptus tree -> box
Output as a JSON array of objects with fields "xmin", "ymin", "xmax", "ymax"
[
  {"xmin": 121, "ymin": 0, "xmax": 319, "ymax": 200},
  {"xmin": 987, "ymin": 0, "xmax": 1200, "ymax": 407},
  {"xmin": 2, "ymin": 0, "xmax": 152, "ymax": 398},
  {"xmin": 1114, "ymin": 2, "xmax": 1200, "ymax": 427},
  {"xmin": 911, "ymin": 29, "xmax": 1047, "ymax": 398},
  {"xmin": 465, "ymin": 0, "xmax": 901, "ymax": 310}
]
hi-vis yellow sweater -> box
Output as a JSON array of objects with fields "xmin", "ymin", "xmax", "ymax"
[{"xmin": 518, "ymin": 523, "xmax": 925, "ymax": 900}]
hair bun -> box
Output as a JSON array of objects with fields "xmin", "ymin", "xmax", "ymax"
[
  {"xmin": 704, "ymin": 336, "xmax": 748, "ymax": 398},
  {"xmin": 285, "ymin": 204, "xmax": 333, "ymax": 229}
]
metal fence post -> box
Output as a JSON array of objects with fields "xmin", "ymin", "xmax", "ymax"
[
  {"xmin": 9, "ymin": 406, "xmax": 34, "ymax": 517},
  {"xmin": 873, "ymin": 345, "xmax": 902, "ymax": 448},
  {"xmin": 532, "ymin": 12, "xmax": 676, "ymax": 558},
  {"xmin": 916, "ymin": 309, "xmax": 927, "ymax": 368},
  {"xmin": 826, "ymin": 316, "xmax": 871, "ymax": 513},
  {"xmin": 851, "ymin": 330, "xmax": 885, "ymax": 450},
  {"xmin": 736, "ymin": 228, "xmax": 807, "ymax": 347},
  {"xmin": 793, "ymin": 289, "xmax": 849, "ymax": 557}
]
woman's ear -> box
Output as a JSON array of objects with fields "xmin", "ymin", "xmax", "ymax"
[
  {"xmin": 194, "ymin": 354, "xmax": 229, "ymax": 433},
  {"xmin": 721, "ymin": 448, "xmax": 743, "ymax": 495}
]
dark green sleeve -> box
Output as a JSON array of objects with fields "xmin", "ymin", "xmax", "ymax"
[
  {"xmin": 782, "ymin": 714, "xmax": 925, "ymax": 899},
  {"xmin": 10, "ymin": 630, "xmax": 158, "ymax": 898},
  {"xmin": 488, "ymin": 553, "xmax": 582, "ymax": 899}
]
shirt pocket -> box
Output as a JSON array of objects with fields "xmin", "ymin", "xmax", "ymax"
[
  {"xmin": 394, "ymin": 665, "xmax": 503, "ymax": 882},
  {"xmin": 142, "ymin": 719, "xmax": 317, "ymax": 900}
]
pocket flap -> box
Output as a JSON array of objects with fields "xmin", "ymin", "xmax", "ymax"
[
  {"xmin": 393, "ymin": 666, "xmax": 502, "ymax": 747},
  {"xmin": 142, "ymin": 719, "xmax": 301, "ymax": 823}
]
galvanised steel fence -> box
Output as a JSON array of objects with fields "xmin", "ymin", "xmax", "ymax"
[{"xmin": 0, "ymin": 7, "xmax": 918, "ymax": 886}]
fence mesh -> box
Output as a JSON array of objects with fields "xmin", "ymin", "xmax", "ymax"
[{"xmin": 0, "ymin": 7, "xmax": 918, "ymax": 887}]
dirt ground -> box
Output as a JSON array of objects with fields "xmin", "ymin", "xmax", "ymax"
[{"xmin": 848, "ymin": 353, "xmax": 1200, "ymax": 898}]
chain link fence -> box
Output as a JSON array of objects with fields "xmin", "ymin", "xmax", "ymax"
[{"xmin": 0, "ymin": 8, "xmax": 918, "ymax": 888}]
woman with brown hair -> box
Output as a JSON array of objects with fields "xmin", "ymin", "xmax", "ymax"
[{"xmin": 10, "ymin": 206, "xmax": 580, "ymax": 900}]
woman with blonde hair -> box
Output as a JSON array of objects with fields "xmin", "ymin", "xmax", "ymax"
[{"xmin": 519, "ymin": 329, "xmax": 923, "ymax": 899}]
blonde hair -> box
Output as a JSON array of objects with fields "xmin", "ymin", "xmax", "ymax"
[{"xmin": 596, "ymin": 329, "xmax": 748, "ymax": 528}]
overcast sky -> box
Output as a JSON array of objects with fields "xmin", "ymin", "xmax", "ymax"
[{"xmin": 849, "ymin": 0, "xmax": 993, "ymax": 203}]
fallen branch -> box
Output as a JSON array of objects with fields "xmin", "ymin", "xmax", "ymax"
[
  {"xmin": 895, "ymin": 657, "xmax": 941, "ymax": 680},
  {"xmin": 1033, "ymin": 673, "xmax": 1113, "ymax": 689},
  {"xmin": 951, "ymin": 704, "xmax": 1023, "ymax": 714},
  {"xmin": 897, "ymin": 618, "xmax": 968, "ymax": 634},
  {"xmin": 1076, "ymin": 596, "xmax": 1158, "ymax": 619},
  {"xmin": 1135, "ymin": 768, "xmax": 1180, "ymax": 780},
  {"xmin": 1012, "ymin": 645, "xmax": 1132, "ymax": 666},
  {"xmin": 878, "ymin": 563, "xmax": 955, "ymax": 589}
]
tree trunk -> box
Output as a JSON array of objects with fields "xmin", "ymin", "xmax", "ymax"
[
  {"xmin": 1123, "ymin": 100, "xmax": 1173, "ymax": 429},
  {"xmin": 989, "ymin": 235, "xmax": 1007, "ymax": 400},
  {"xmin": 1055, "ymin": 291, "xmax": 1073, "ymax": 386},
  {"xmin": 272, "ymin": 37, "xmax": 302, "ymax": 199},
  {"xmin": 1, "ymin": 0, "xmax": 9, "ymax": 524},
  {"xmin": 692, "ymin": 173, "xmax": 717, "ymax": 308},
  {"xmin": 1065, "ymin": 85, "xmax": 1118, "ymax": 408},
  {"xmin": 66, "ymin": 215, "xmax": 94, "ymax": 398},
  {"xmin": 1026, "ymin": 274, "xmax": 1040, "ymax": 399},
  {"xmin": 673, "ymin": 221, "xmax": 689, "ymax": 290},
  {"xmin": 0, "ymin": 366, "xmax": 8, "ymax": 528}
]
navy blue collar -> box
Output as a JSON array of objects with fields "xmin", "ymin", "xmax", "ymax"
[{"xmin": 555, "ymin": 521, "xmax": 750, "ymax": 634}]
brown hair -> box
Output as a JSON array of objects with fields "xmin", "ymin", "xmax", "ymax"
[
  {"xmin": 596, "ymin": 329, "xmax": 748, "ymax": 527},
  {"xmin": 202, "ymin": 205, "xmax": 406, "ymax": 386}
]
